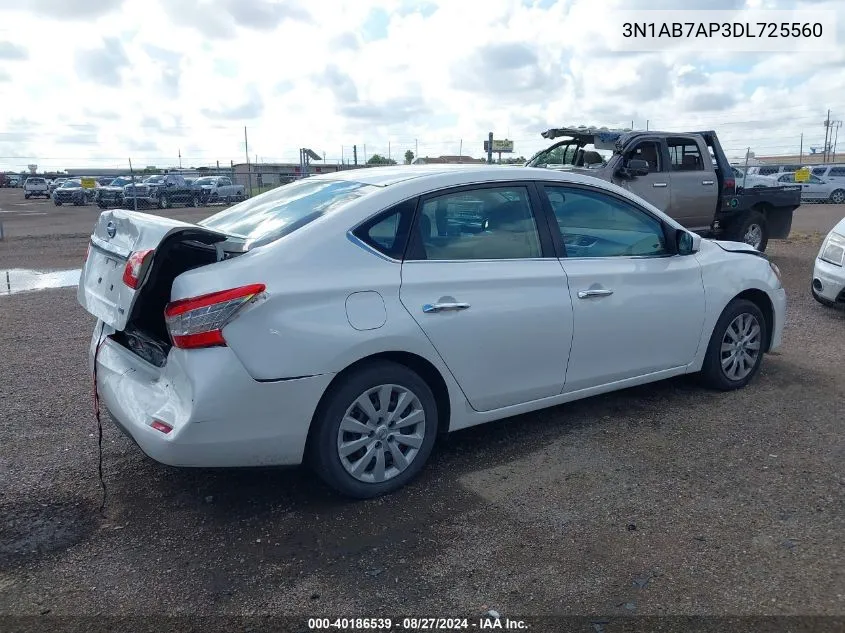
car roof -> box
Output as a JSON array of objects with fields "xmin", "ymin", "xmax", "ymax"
[{"xmin": 307, "ymin": 164, "xmax": 626, "ymax": 188}]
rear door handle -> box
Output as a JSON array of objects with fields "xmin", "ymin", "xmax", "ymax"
[
  {"xmin": 702, "ymin": 180, "xmax": 714, "ymax": 185},
  {"xmin": 577, "ymin": 289, "xmax": 614, "ymax": 299},
  {"xmin": 653, "ymin": 183, "xmax": 668, "ymax": 188},
  {"xmin": 423, "ymin": 302, "xmax": 471, "ymax": 313}
]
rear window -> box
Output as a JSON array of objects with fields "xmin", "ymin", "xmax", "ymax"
[
  {"xmin": 199, "ymin": 178, "xmax": 378, "ymax": 248},
  {"xmin": 27, "ymin": 178, "xmax": 45, "ymax": 184}
]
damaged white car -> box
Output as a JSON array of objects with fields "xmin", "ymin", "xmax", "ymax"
[{"xmin": 79, "ymin": 165, "xmax": 786, "ymax": 498}]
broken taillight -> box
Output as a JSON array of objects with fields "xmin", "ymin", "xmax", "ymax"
[
  {"xmin": 122, "ymin": 249, "xmax": 154, "ymax": 289},
  {"xmin": 163, "ymin": 284, "xmax": 265, "ymax": 349}
]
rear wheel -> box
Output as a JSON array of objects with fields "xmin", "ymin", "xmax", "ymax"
[
  {"xmin": 731, "ymin": 210, "xmax": 768, "ymax": 252},
  {"xmin": 158, "ymin": 194, "xmax": 169, "ymax": 209},
  {"xmin": 24, "ymin": 193, "xmax": 30, "ymax": 199},
  {"xmin": 309, "ymin": 361, "xmax": 438, "ymax": 499},
  {"xmin": 829, "ymin": 189, "xmax": 845, "ymax": 204},
  {"xmin": 699, "ymin": 299, "xmax": 767, "ymax": 391}
]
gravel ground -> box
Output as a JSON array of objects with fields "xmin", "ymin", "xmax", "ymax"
[{"xmin": 0, "ymin": 195, "xmax": 843, "ymax": 625}]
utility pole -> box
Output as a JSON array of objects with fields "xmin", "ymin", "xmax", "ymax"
[
  {"xmin": 459, "ymin": 139, "xmax": 462, "ymax": 163},
  {"xmin": 833, "ymin": 121, "xmax": 843, "ymax": 162},
  {"xmin": 487, "ymin": 132, "xmax": 493, "ymax": 164},
  {"xmin": 388, "ymin": 141, "xmax": 391, "ymax": 162},
  {"xmin": 128, "ymin": 157, "xmax": 138, "ymax": 212},
  {"xmin": 353, "ymin": 145, "xmax": 357, "ymax": 166},
  {"xmin": 415, "ymin": 139, "xmax": 418, "ymax": 161},
  {"xmin": 799, "ymin": 133, "xmax": 803, "ymax": 165},
  {"xmin": 823, "ymin": 109, "xmax": 831, "ymax": 162},
  {"xmin": 178, "ymin": 148, "xmax": 182, "ymax": 169},
  {"xmin": 244, "ymin": 126, "xmax": 252, "ymax": 197}
]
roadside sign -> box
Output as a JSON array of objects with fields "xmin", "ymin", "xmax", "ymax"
[
  {"xmin": 794, "ymin": 167, "xmax": 810, "ymax": 182},
  {"xmin": 483, "ymin": 139, "xmax": 514, "ymax": 153},
  {"xmin": 80, "ymin": 177, "xmax": 96, "ymax": 189}
]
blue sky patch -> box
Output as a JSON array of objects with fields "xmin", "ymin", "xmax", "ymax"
[{"xmin": 361, "ymin": 8, "xmax": 390, "ymax": 41}]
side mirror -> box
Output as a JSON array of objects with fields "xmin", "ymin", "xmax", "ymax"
[
  {"xmin": 628, "ymin": 159, "xmax": 650, "ymax": 176},
  {"xmin": 676, "ymin": 229, "xmax": 701, "ymax": 255}
]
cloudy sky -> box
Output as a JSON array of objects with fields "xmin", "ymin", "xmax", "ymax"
[{"xmin": 0, "ymin": 0, "xmax": 843, "ymax": 171}]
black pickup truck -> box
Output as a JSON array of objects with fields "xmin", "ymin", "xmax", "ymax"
[
  {"xmin": 526, "ymin": 127, "xmax": 802, "ymax": 251},
  {"xmin": 123, "ymin": 173, "xmax": 200, "ymax": 209}
]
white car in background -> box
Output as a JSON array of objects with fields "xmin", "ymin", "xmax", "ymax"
[
  {"xmin": 811, "ymin": 164, "xmax": 845, "ymax": 188},
  {"xmin": 23, "ymin": 177, "xmax": 50, "ymax": 199},
  {"xmin": 812, "ymin": 216, "xmax": 845, "ymax": 307},
  {"xmin": 775, "ymin": 172, "xmax": 845, "ymax": 204},
  {"xmin": 731, "ymin": 167, "xmax": 779, "ymax": 189},
  {"xmin": 77, "ymin": 165, "xmax": 786, "ymax": 499}
]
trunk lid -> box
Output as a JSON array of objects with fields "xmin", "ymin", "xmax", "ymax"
[{"xmin": 78, "ymin": 208, "xmax": 234, "ymax": 331}]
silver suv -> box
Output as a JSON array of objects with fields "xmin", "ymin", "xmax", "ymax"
[{"xmin": 810, "ymin": 164, "xmax": 845, "ymax": 187}]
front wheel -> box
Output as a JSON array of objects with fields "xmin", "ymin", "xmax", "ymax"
[
  {"xmin": 699, "ymin": 299, "xmax": 768, "ymax": 391},
  {"xmin": 829, "ymin": 189, "xmax": 845, "ymax": 204},
  {"xmin": 54, "ymin": 200, "xmax": 62, "ymax": 206},
  {"xmin": 308, "ymin": 361, "xmax": 439, "ymax": 499},
  {"xmin": 24, "ymin": 193, "xmax": 30, "ymax": 199},
  {"xmin": 158, "ymin": 194, "xmax": 169, "ymax": 209},
  {"xmin": 731, "ymin": 210, "xmax": 768, "ymax": 252}
]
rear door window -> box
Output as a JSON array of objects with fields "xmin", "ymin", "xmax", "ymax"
[{"xmin": 666, "ymin": 138, "xmax": 704, "ymax": 171}]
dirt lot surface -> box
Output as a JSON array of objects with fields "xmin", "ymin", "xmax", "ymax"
[{"xmin": 0, "ymin": 188, "xmax": 843, "ymax": 626}]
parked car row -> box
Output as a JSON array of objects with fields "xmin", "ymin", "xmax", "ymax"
[{"xmin": 13, "ymin": 174, "xmax": 247, "ymax": 209}]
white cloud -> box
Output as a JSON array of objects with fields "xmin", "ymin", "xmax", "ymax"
[{"xmin": 0, "ymin": 0, "xmax": 843, "ymax": 170}]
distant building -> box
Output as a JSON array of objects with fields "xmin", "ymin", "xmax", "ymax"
[
  {"xmin": 753, "ymin": 154, "xmax": 845, "ymax": 166},
  {"xmin": 412, "ymin": 155, "xmax": 487, "ymax": 165},
  {"xmin": 231, "ymin": 162, "xmax": 363, "ymax": 188}
]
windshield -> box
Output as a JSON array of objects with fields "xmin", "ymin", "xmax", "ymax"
[
  {"xmin": 193, "ymin": 177, "xmax": 217, "ymax": 185},
  {"xmin": 61, "ymin": 180, "xmax": 80, "ymax": 188},
  {"xmin": 199, "ymin": 178, "xmax": 378, "ymax": 248},
  {"xmin": 527, "ymin": 137, "xmax": 612, "ymax": 169},
  {"xmin": 144, "ymin": 175, "xmax": 164, "ymax": 183},
  {"xmin": 109, "ymin": 177, "xmax": 131, "ymax": 186}
]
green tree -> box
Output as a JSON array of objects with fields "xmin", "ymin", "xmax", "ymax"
[
  {"xmin": 366, "ymin": 154, "xmax": 397, "ymax": 166},
  {"xmin": 404, "ymin": 150, "xmax": 415, "ymax": 164}
]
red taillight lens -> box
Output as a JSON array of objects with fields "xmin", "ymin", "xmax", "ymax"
[
  {"xmin": 164, "ymin": 283, "xmax": 265, "ymax": 349},
  {"xmin": 151, "ymin": 420, "xmax": 172, "ymax": 434},
  {"xmin": 122, "ymin": 249, "xmax": 154, "ymax": 289},
  {"xmin": 724, "ymin": 177, "xmax": 736, "ymax": 191}
]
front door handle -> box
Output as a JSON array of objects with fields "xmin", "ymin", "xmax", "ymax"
[
  {"xmin": 653, "ymin": 183, "xmax": 668, "ymax": 188},
  {"xmin": 423, "ymin": 302, "xmax": 471, "ymax": 313},
  {"xmin": 577, "ymin": 289, "xmax": 614, "ymax": 299},
  {"xmin": 702, "ymin": 180, "xmax": 714, "ymax": 185}
]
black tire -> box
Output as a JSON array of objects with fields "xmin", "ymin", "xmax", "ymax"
[
  {"xmin": 308, "ymin": 360, "xmax": 439, "ymax": 499},
  {"xmin": 829, "ymin": 189, "xmax": 845, "ymax": 204},
  {"xmin": 158, "ymin": 194, "xmax": 169, "ymax": 209},
  {"xmin": 730, "ymin": 210, "xmax": 768, "ymax": 252},
  {"xmin": 699, "ymin": 299, "xmax": 768, "ymax": 391},
  {"xmin": 54, "ymin": 200, "xmax": 62, "ymax": 206},
  {"xmin": 190, "ymin": 194, "xmax": 199, "ymax": 207},
  {"xmin": 24, "ymin": 193, "xmax": 30, "ymax": 199}
]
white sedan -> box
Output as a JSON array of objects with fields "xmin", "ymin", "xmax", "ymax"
[
  {"xmin": 776, "ymin": 172, "xmax": 845, "ymax": 204},
  {"xmin": 78, "ymin": 166, "xmax": 786, "ymax": 499},
  {"xmin": 812, "ymin": 216, "xmax": 845, "ymax": 306}
]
